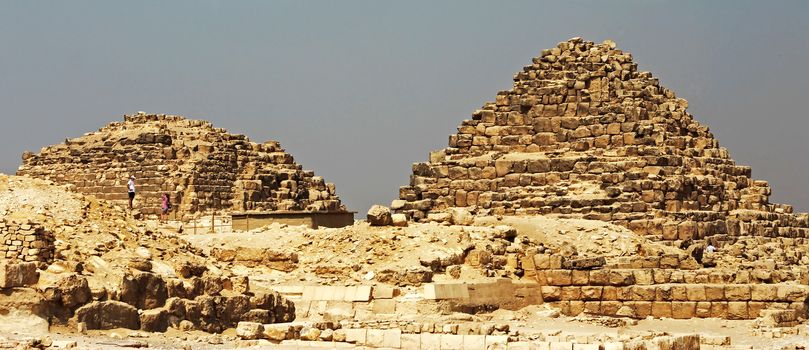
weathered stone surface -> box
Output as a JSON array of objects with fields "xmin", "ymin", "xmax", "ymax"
[
  {"xmin": 211, "ymin": 247, "xmax": 298, "ymax": 271},
  {"xmin": 0, "ymin": 262, "xmax": 38, "ymax": 288},
  {"xmin": 120, "ymin": 272, "xmax": 168, "ymax": 310},
  {"xmin": 391, "ymin": 37, "xmax": 809, "ymax": 258},
  {"xmin": 139, "ymin": 308, "xmax": 168, "ymax": 332},
  {"xmin": 562, "ymin": 257, "xmax": 606, "ymax": 270},
  {"xmin": 55, "ymin": 275, "xmax": 91, "ymax": 309},
  {"xmin": 367, "ymin": 205, "xmax": 393, "ymax": 226},
  {"xmin": 75, "ymin": 301, "xmax": 139, "ymax": 330},
  {"xmin": 235, "ymin": 322, "xmax": 264, "ymax": 340}
]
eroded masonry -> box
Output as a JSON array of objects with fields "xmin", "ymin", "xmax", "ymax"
[
  {"xmin": 395, "ymin": 37, "xmax": 809, "ymax": 239},
  {"xmin": 17, "ymin": 113, "xmax": 347, "ymax": 218}
]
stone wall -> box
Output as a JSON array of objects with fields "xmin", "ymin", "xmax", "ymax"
[
  {"xmin": 0, "ymin": 219, "xmax": 54, "ymax": 264},
  {"xmin": 394, "ymin": 37, "xmax": 809, "ymax": 242},
  {"xmin": 17, "ymin": 113, "xmax": 347, "ymax": 218}
]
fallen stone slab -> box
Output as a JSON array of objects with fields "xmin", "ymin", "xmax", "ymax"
[{"xmin": 74, "ymin": 301, "xmax": 140, "ymax": 330}]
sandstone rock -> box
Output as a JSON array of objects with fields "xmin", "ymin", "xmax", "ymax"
[
  {"xmin": 241, "ymin": 309, "xmax": 274, "ymax": 324},
  {"xmin": 236, "ymin": 322, "xmax": 264, "ymax": 340},
  {"xmin": 55, "ymin": 275, "xmax": 91, "ymax": 309},
  {"xmin": 448, "ymin": 208, "xmax": 474, "ymax": 225},
  {"xmin": 263, "ymin": 324, "xmax": 291, "ymax": 341},
  {"xmin": 299, "ymin": 326, "xmax": 321, "ymax": 341},
  {"xmin": 228, "ymin": 276, "xmax": 250, "ymax": 294},
  {"xmin": 561, "ymin": 256, "xmax": 606, "ymax": 270},
  {"xmin": 140, "ymin": 308, "xmax": 168, "ymax": 332},
  {"xmin": 367, "ymin": 205, "xmax": 393, "ymax": 226},
  {"xmin": 176, "ymin": 260, "xmax": 207, "ymax": 278},
  {"xmin": 0, "ymin": 262, "xmax": 38, "ymax": 288},
  {"xmin": 211, "ymin": 247, "xmax": 298, "ymax": 271},
  {"xmin": 128, "ymin": 258, "xmax": 152, "ymax": 272},
  {"xmin": 391, "ymin": 213, "xmax": 408, "ymax": 227},
  {"xmin": 120, "ymin": 272, "xmax": 168, "ymax": 310},
  {"xmin": 75, "ymin": 301, "xmax": 139, "ymax": 330}
]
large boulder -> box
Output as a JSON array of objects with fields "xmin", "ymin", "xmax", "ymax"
[
  {"xmin": 140, "ymin": 308, "xmax": 168, "ymax": 332},
  {"xmin": 120, "ymin": 272, "xmax": 167, "ymax": 310},
  {"xmin": 75, "ymin": 301, "xmax": 139, "ymax": 330},
  {"xmin": 55, "ymin": 275, "xmax": 91, "ymax": 309},
  {"xmin": 0, "ymin": 262, "xmax": 39, "ymax": 288},
  {"xmin": 367, "ymin": 205, "xmax": 393, "ymax": 226},
  {"xmin": 236, "ymin": 322, "xmax": 264, "ymax": 340}
]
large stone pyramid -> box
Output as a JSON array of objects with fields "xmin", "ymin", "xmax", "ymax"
[
  {"xmin": 17, "ymin": 113, "xmax": 347, "ymax": 217},
  {"xmin": 395, "ymin": 37, "xmax": 809, "ymax": 242}
]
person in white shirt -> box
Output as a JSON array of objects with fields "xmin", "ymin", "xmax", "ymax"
[{"xmin": 127, "ymin": 176, "xmax": 136, "ymax": 209}]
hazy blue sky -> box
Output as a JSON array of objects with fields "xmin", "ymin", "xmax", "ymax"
[{"xmin": 1, "ymin": 1, "xmax": 808, "ymax": 213}]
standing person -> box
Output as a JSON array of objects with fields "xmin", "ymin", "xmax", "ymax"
[
  {"xmin": 161, "ymin": 193, "xmax": 171, "ymax": 223},
  {"xmin": 127, "ymin": 176, "xmax": 136, "ymax": 210}
]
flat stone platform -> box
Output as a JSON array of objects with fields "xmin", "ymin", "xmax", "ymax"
[{"xmin": 231, "ymin": 211, "xmax": 356, "ymax": 230}]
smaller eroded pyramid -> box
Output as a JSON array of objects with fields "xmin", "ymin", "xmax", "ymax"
[{"xmin": 17, "ymin": 113, "xmax": 347, "ymax": 217}]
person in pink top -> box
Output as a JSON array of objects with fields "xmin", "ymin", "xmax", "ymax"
[{"xmin": 161, "ymin": 193, "xmax": 171, "ymax": 223}]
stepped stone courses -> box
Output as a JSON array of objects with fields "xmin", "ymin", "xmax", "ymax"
[
  {"xmin": 17, "ymin": 113, "xmax": 347, "ymax": 218},
  {"xmin": 0, "ymin": 219, "xmax": 54, "ymax": 264},
  {"xmin": 396, "ymin": 37, "xmax": 809, "ymax": 242}
]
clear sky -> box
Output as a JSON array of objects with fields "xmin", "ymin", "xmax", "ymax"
[{"xmin": 1, "ymin": 1, "xmax": 807, "ymax": 214}]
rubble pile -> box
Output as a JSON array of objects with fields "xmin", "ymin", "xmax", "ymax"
[{"xmin": 17, "ymin": 113, "xmax": 347, "ymax": 218}]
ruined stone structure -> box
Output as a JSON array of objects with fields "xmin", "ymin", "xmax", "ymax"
[
  {"xmin": 0, "ymin": 219, "xmax": 54, "ymax": 265},
  {"xmin": 395, "ymin": 37, "xmax": 809, "ymax": 242},
  {"xmin": 17, "ymin": 113, "xmax": 347, "ymax": 217}
]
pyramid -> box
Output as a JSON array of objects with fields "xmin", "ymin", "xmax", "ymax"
[
  {"xmin": 395, "ymin": 37, "xmax": 809, "ymax": 242},
  {"xmin": 17, "ymin": 113, "xmax": 347, "ymax": 217}
]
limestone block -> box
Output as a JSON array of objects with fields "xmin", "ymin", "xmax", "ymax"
[
  {"xmin": 777, "ymin": 284, "xmax": 809, "ymax": 302},
  {"xmin": 571, "ymin": 270, "xmax": 589, "ymax": 285},
  {"xmin": 420, "ymin": 333, "xmax": 441, "ymax": 350},
  {"xmin": 684, "ymin": 284, "xmax": 706, "ymax": 301},
  {"xmin": 695, "ymin": 301, "xmax": 711, "ymax": 318},
  {"xmin": 0, "ymin": 262, "xmax": 39, "ymax": 288},
  {"xmin": 372, "ymin": 285, "xmax": 395, "ymax": 299},
  {"xmin": 705, "ymin": 285, "xmax": 725, "ymax": 301},
  {"xmin": 560, "ymin": 286, "xmax": 581, "ymax": 301},
  {"xmin": 74, "ymin": 301, "xmax": 139, "ymax": 330},
  {"xmin": 651, "ymin": 302, "xmax": 672, "ymax": 318},
  {"xmin": 263, "ymin": 324, "xmax": 291, "ymax": 341},
  {"xmin": 632, "ymin": 270, "xmax": 654, "ymax": 285},
  {"xmin": 724, "ymin": 285, "xmax": 751, "ymax": 301},
  {"xmin": 372, "ymin": 299, "xmax": 396, "ymax": 314},
  {"xmin": 367, "ymin": 205, "xmax": 393, "ymax": 226},
  {"xmin": 751, "ymin": 284, "xmax": 777, "ymax": 301},
  {"xmin": 541, "ymin": 286, "xmax": 562, "ymax": 302},
  {"xmin": 589, "ymin": 270, "xmax": 609, "ymax": 285},
  {"xmin": 401, "ymin": 333, "xmax": 421, "ymax": 350},
  {"xmin": 671, "ymin": 302, "xmax": 696, "ymax": 319},
  {"xmin": 580, "ymin": 286, "xmax": 602, "ymax": 301},
  {"xmin": 236, "ymin": 322, "xmax": 264, "ymax": 340},
  {"xmin": 727, "ymin": 301, "xmax": 749, "ymax": 320},
  {"xmin": 440, "ymin": 334, "xmax": 463, "ymax": 349},
  {"xmin": 600, "ymin": 301, "xmax": 621, "ymax": 316},
  {"xmin": 344, "ymin": 328, "xmax": 367, "ymax": 345},
  {"xmin": 546, "ymin": 270, "xmax": 572, "ymax": 286},
  {"xmin": 550, "ymin": 342, "xmax": 574, "ymax": 350},
  {"xmin": 485, "ymin": 335, "xmax": 508, "ymax": 349},
  {"xmin": 608, "ymin": 270, "xmax": 635, "ymax": 286},
  {"xmin": 423, "ymin": 283, "xmax": 469, "ymax": 300}
]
